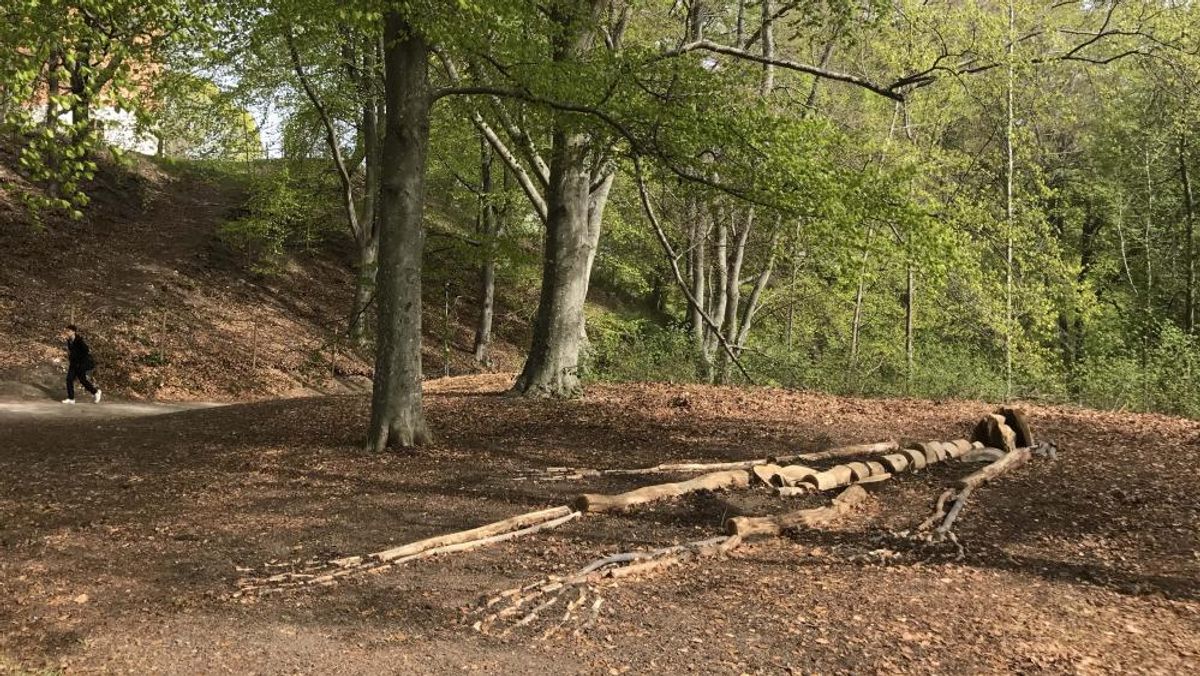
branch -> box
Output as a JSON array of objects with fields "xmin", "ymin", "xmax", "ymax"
[
  {"xmin": 286, "ymin": 29, "xmax": 361, "ymax": 240},
  {"xmin": 667, "ymin": 39, "xmax": 904, "ymax": 102},
  {"xmin": 432, "ymin": 50, "xmax": 548, "ymax": 223},
  {"xmin": 634, "ymin": 157, "xmax": 755, "ymax": 385}
]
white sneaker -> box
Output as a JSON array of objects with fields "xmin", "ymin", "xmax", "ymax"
[
  {"xmin": 94, "ymin": 390, "xmax": 102, "ymax": 404},
  {"xmin": 62, "ymin": 399, "xmax": 76, "ymax": 404}
]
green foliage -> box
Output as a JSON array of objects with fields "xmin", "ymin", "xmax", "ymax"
[
  {"xmin": 581, "ymin": 309, "xmax": 694, "ymax": 384},
  {"xmin": 1, "ymin": 0, "xmax": 213, "ymax": 218},
  {"xmin": 219, "ymin": 164, "xmax": 340, "ymax": 273},
  {"xmin": 150, "ymin": 72, "xmax": 263, "ymax": 160}
]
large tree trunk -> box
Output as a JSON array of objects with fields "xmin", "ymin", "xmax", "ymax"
[
  {"xmin": 512, "ymin": 1, "xmax": 609, "ymax": 398},
  {"xmin": 513, "ymin": 129, "xmax": 598, "ymax": 397},
  {"xmin": 367, "ymin": 13, "xmax": 431, "ymax": 450}
]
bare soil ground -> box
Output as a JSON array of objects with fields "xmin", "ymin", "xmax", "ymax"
[{"xmin": 2, "ymin": 375, "xmax": 1198, "ymax": 674}]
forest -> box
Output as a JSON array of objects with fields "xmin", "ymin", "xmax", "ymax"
[
  {"xmin": 6, "ymin": 1, "xmax": 1200, "ymax": 443},
  {"xmin": 3, "ymin": 1, "xmax": 1200, "ymax": 673}
]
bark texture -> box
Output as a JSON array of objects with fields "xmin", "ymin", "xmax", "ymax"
[{"xmin": 367, "ymin": 13, "xmax": 431, "ymax": 451}]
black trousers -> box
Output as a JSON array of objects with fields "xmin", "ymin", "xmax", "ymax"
[{"xmin": 66, "ymin": 365, "xmax": 97, "ymax": 399}]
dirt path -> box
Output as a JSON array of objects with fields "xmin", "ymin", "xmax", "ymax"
[
  {"xmin": 1, "ymin": 378, "xmax": 1198, "ymax": 673},
  {"xmin": 0, "ymin": 398, "xmax": 222, "ymax": 421}
]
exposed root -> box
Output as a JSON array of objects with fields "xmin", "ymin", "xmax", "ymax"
[
  {"xmin": 908, "ymin": 441, "xmax": 1056, "ymax": 550},
  {"xmin": 470, "ymin": 535, "xmax": 742, "ymax": 637},
  {"xmin": 233, "ymin": 506, "xmax": 580, "ymax": 598}
]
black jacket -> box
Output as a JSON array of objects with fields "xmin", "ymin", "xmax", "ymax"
[{"xmin": 67, "ymin": 335, "xmax": 95, "ymax": 371}]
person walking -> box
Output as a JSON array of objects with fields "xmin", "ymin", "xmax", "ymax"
[{"xmin": 62, "ymin": 324, "xmax": 102, "ymax": 404}]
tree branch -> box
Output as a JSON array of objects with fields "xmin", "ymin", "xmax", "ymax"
[{"xmin": 634, "ymin": 157, "xmax": 755, "ymax": 385}]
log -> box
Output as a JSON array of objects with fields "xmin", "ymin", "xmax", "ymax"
[
  {"xmin": 961, "ymin": 447, "xmax": 1005, "ymax": 464},
  {"xmin": 751, "ymin": 463, "xmax": 783, "ymax": 485},
  {"xmin": 389, "ymin": 511, "xmax": 581, "ymax": 564},
  {"xmin": 903, "ymin": 448, "xmax": 927, "ymax": 470},
  {"xmin": 772, "ymin": 464, "xmax": 818, "ymax": 487},
  {"xmin": 846, "ymin": 462, "xmax": 872, "ymax": 481},
  {"xmin": 972, "ymin": 414, "xmax": 1016, "ymax": 453},
  {"xmin": 933, "ymin": 442, "xmax": 952, "ymax": 461},
  {"xmin": 865, "ymin": 461, "xmax": 886, "ymax": 477},
  {"xmin": 918, "ymin": 443, "xmax": 940, "ymax": 465},
  {"xmin": 945, "ymin": 439, "xmax": 973, "ymax": 458},
  {"xmin": 881, "ymin": 454, "xmax": 910, "ymax": 473},
  {"xmin": 776, "ymin": 472, "xmax": 890, "ymax": 496},
  {"xmin": 726, "ymin": 485, "xmax": 870, "ymax": 537},
  {"xmin": 958, "ymin": 446, "xmax": 1032, "ymax": 490},
  {"xmin": 804, "ymin": 465, "xmax": 854, "ymax": 491},
  {"xmin": 574, "ymin": 470, "xmax": 751, "ymax": 513},
  {"xmin": 997, "ymin": 407, "xmax": 1036, "ymax": 448},
  {"xmin": 606, "ymin": 459, "xmax": 764, "ymax": 475},
  {"xmin": 793, "ymin": 441, "xmax": 899, "ymax": 463},
  {"xmin": 372, "ymin": 505, "xmax": 574, "ymax": 562}
]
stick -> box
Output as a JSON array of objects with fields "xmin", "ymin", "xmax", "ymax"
[
  {"xmin": 574, "ymin": 470, "xmax": 750, "ymax": 513},
  {"xmin": 372, "ymin": 505, "xmax": 574, "ymax": 562},
  {"xmin": 726, "ymin": 484, "xmax": 871, "ymax": 537},
  {"xmin": 794, "ymin": 441, "xmax": 899, "ymax": 462}
]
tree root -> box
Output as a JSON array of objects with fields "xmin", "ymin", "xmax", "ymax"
[
  {"xmin": 469, "ymin": 535, "xmax": 742, "ymax": 637},
  {"xmin": 232, "ymin": 506, "xmax": 580, "ymax": 598},
  {"xmin": 908, "ymin": 441, "xmax": 1056, "ymax": 554}
]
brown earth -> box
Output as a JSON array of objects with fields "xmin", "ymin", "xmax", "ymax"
[{"xmin": 1, "ymin": 375, "xmax": 1198, "ymax": 674}]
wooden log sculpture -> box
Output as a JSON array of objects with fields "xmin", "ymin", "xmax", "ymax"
[
  {"xmin": 792, "ymin": 440, "xmax": 899, "ymax": 463},
  {"xmin": 371, "ymin": 506, "xmax": 576, "ymax": 563},
  {"xmin": 726, "ymin": 485, "xmax": 870, "ymax": 537},
  {"xmin": 972, "ymin": 414, "xmax": 1017, "ymax": 453},
  {"xmin": 574, "ymin": 470, "xmax": 751, "ymax": 513},
  {"xmin": 997, "ymin": 406, "xmax": 1036, "ymax": 447}
]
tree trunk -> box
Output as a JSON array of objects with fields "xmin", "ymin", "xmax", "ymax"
[
  {"xmin": 44, "ymin": 50, "xmax": 60, "ymax": 128},
  {"xmin": 706, "ymin": 212, "xmax": 729, "ymax": 380},
  {"xmin": 689, "ymin": 200, "xmax": 713, "ymax": 380},
  {"xmin": 905, "ymin": 262, "xmax": 915, "ymax": 390},
  {"xmin": 1181, "ymin": 135, "xmax": 1195, "ymax": 334},
  {"xmin": 350, "ymin": 238, "xmax": 379, "ymax": 345},
  {"xmin": 716, "ymin": 210, "xmax": 750, "ymax": 384},
  {"xmin": 68, "ymin": 39, "xmax": 95, "ymax": 146},
  {"xmin": 759, "ymin": 0, "xmax": 774, "ymax": 96},
  {"xmin": 512, "ymin": 1, "xmax": 609, "ymax": 398},
  {"xmin": 367, "ymin": 13, "xmax": 431, "ymax": 451},
  {"xmin": 350, "ymin": 44, "xmax": 383, "ymax": 347},
  {"xmin": 513, "ymin": 129, "xmax": 597, "ymax": 397},
  {"xmin": 474, "ymin": 136, "xmax": 498, "ymax": 365},
  {"xmin": 1004, "ymin": 0, "xmax": 1015, "ymax": 401}
]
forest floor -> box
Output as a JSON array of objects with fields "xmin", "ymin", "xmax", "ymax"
[{"xmin": 2, "ymin": 374, "xmax": 1198, "ymax": 674}]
